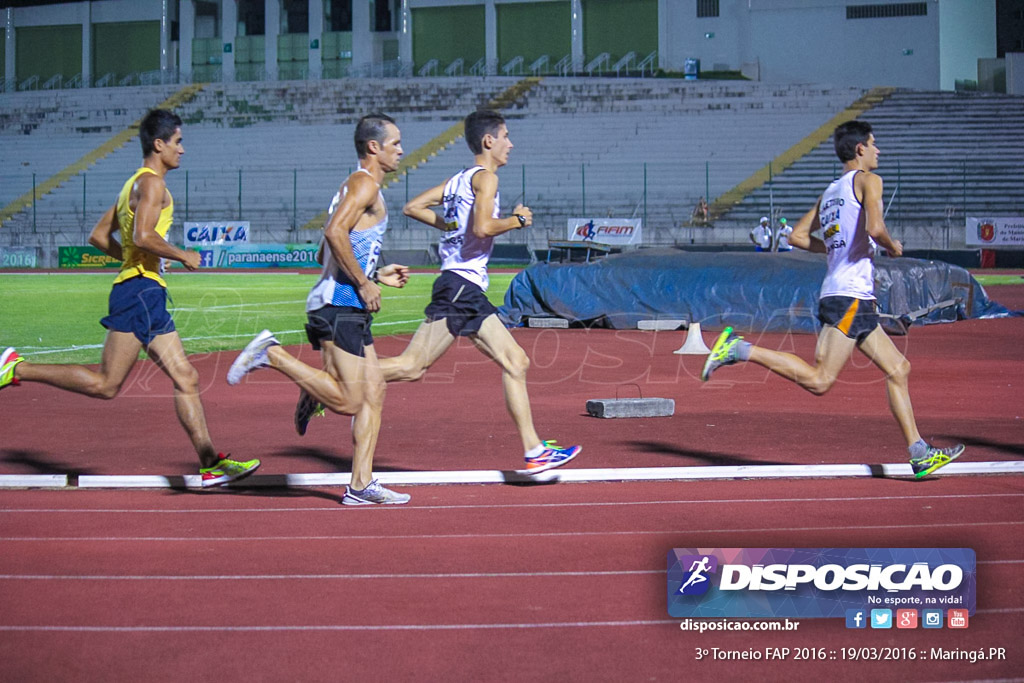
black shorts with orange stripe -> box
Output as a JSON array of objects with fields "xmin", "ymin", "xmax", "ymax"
[{"xmin": 817, "ymin": 296, "xmax": 879, "ymax": 342}]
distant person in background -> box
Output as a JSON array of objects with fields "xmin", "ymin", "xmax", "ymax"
[
  {"xmin": 0, "ymin": 109, "xmax": 257, "ymax": 487},
  {"xmin": 226, "ymin": 113, "xmax": 412, "ymax": 505},
  {"xmin": 701, "ymin": 120, "xmax": 964, "ymax": 479},
  {"xmin": 775, "ymin": 217, "xmax": 794, "ymax": 251},
  {"xmin": 691, "ymin": 196, "xmax": 710, "ymax": 225},
  {"xmin": 379, "ymin": 109, "xmax": 581, "ymax": 475},
  {"xmin": 750, "ymin": 216, "xmax": 772, "ymax": 251}
]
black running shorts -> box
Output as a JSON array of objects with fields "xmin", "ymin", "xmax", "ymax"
[
  {"xmin": 423, "ymin": 270, "xmax": 498, "ymax": 337},
  {"xmin": 818, "ymin": 296, "xmax": 879, "ymax": 342},
  {"xmin": 305, "ymin": 305, "xmax": 373, "ymax": 356}
]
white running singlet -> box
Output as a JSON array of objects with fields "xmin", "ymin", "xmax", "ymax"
[
  {"xmin": 306, "ymin": 168, "xmax": 387, "ymax": 312},
  {"xmin": 818, "ymin": 169, "xmax": 877, "ymax": 301},
  {"xmin": 438, "ymin": 165, "xmax": 498, "ymax": 291}
]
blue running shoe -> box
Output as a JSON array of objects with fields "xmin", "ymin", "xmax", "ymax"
[
  {"xmin": 525, "ymin": 441, "xmax": 581, "ymax": 474},
  {"xmin": 294, "ymin": 389, "xmax": 325, "ymax": 436}
]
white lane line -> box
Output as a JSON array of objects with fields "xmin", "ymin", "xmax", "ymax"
[
  {"xmin": 1, "ymin": 610, "xmax": 1021, "ymax": 632},
  {"xmin": 59, "ymin": 461, "xmax": 1024, "ymax": 489},
  {"xmin": 2, "ymin": 519, "xmax": 1021, "ymax": 542},
  {"xmin": 0, "ymin": 570, "xmax": 661, "ymax": 581},
  {"xmin": 0, "ymin": 620, "xmax": 678, "ymax": 632},
  {"xmin": 1, "ymin": 561, "xmax": 1019, "ymax": 581},
  {"xmin": 4, "ymin": 319, "xmax": 425, "ymax": 357},
  {"xmin": 3, "ymin": 492, "xmax": 1022, "ymax": 514}
]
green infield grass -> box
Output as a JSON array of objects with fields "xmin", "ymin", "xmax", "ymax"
[
  {"xmin": 0, "ymin": 271, "xmax": 516, "ymax": 365},
  {"xmin": 973, "ymin": 274, "xmax": 1024, "ymax": 286}
]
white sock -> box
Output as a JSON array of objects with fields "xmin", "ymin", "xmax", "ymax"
[{"xmin": 525, "ymin": 443, "xmax": 545, "ymax": 459}]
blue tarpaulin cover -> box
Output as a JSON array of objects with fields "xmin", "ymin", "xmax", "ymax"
[{"xmin": 499, "ymin": 249, "xmax": 1013, "ymax": 334}]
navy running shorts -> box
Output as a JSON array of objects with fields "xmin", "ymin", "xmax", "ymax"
[
  {"xmin": 305, "ymin": 305, "xmax": 373, "ymax": 356},
  {"xmin": 423, "ymin": 270, "xmax": 498, "ymax": 337},
  {"xmin": 818, "ymin": 296, "xmax": 880, "ymax": 342},
  {"xmin": 100, "ymin": 276, "xmax": 175, "ymax": 345}
]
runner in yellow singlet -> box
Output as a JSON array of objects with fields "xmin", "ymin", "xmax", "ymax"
[{"xmin": 0, "ymin": 109, "xmax": 257, "ymax": 486}]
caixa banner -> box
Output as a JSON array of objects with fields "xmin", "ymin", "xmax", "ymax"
[
  {"xmin": 668, "ymin": 548, "xmax": 975, "ymax": 618},
  {"xmin": 184, "ymin": 221, "xmax": 250, "ymax": 246},
  {"xmin": 567, "ymin": 218, "xmax": 642, "ymax": 246}
]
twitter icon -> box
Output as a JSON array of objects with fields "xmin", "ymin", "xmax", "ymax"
[{"xmin": 870, "ymin": 609, "xmax": 893, "ymax": 629}]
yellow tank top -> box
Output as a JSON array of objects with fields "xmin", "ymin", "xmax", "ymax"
[{"xmin": 113, "ymin": 167, "xmax": 174, "ymax": 287}]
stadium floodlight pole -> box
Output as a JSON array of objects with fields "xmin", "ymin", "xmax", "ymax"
[
  {"xmin": 581, "ymin": 163, "xmax": 586, "ymax": 214},
  {"xmin": 705, "ymin": 160, "xmax": 709, "ymax": 209}
]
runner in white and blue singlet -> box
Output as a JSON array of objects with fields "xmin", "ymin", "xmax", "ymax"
[
  {"xmin": 228, "ymin": 114, "xmax": 413, "ymax": 505},
  {"xmin": 700, "ymin": 120, "xmax": 964, "ymax": 479}
]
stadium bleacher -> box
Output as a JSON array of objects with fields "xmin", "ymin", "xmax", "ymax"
[{"xmin": 2, "ymin": 78, "xmax": 1022, "ymax": 253}]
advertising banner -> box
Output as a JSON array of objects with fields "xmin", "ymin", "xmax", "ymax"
[
  {"xmin": 965, "ymin": 216, "xmax": 1024, "ymax": 247},
  {"xmin": 668, "ymin": 547, "xmax": 975, "ymax": 619},
  {"xmin": 184, "ymin": 221, "xmax": 251, "ymax": 246},
  {"xmin": 58, "ymin": 246, "xmax": 121, "ymax": 269},
  {"xmin": 0, "ymin": 246, "xmax": 38, "ymax": 269},
  {"xmin": 567, "ymin": 218, "xmax": 642, "ymax": 245},
  {"xmin": 192, "ymin": 243, "xmax": 320, "ymax": 268}
]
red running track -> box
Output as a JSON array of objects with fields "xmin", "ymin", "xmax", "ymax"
[
  {"xmin": 0, "ymin": 478, "xmax": 1022, "ymax": 681},
  {"xmin": 1, "ymin": 282, "xmax": 1022, "ymax": 680}
]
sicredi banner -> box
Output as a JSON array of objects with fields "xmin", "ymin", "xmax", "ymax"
[
  {"xmin": 58, "ymin": 246, "xmax": 121, "ymax": 269},
  {"xmin": 965, "ymin": 216, "xmax": 1024, "ymax": 247},
  {"xmin": 667, "ymin": 548, "xmax": 975, "ymax": 618},
  {"xmin": 184, "ymin": 221, "xmax": 250, "ymax": 246},
  {"xmin": 192, "ymin": 243, "xmax": 319, "ymax": 268},
  {"xmin": 567, "ymin": 218, "xmax": 642, "ymax": 245}
]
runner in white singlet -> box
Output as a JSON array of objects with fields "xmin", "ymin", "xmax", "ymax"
[
  {"xmin": 699, "ymin": 120, "xmax": 964, "ymax": 479},
  {"xmin": 378, "ymin": 109, "xmax": 581, "ymax": 476}
]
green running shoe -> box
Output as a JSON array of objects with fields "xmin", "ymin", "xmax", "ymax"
[
  {"xmin": 911, "ymin": 444, "xmax": 965, "ymax": 479},
  {"xmin": 701, "ymin": 327, "xmax": 743, "ymax": 382},
  {"xmin": 200, "ymin": 454, "xmax": 261, "ymax": 487}
]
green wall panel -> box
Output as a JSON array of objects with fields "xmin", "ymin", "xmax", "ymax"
[
  {"xmin": 16, "ymin": 25, "xmax": 81, "ymax": 87},
  {"xmin": 497, "ymin": 1, "xmax": 570, "ymax": 71},
  {"xmin": 411, "ymin": 6, "xmax": 484, "ymax": 73},
  {"xmin": 583, "ymin": 0, "xmax": 656, "ymax": 66},
  {"xmin": 93, "ymin": 22, "xmax": 160, "ymax": 82}
]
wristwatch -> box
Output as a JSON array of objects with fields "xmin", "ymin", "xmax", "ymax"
[{"xmin": 515, "ymin": 214, "xmax": 527, "ymax": 228}]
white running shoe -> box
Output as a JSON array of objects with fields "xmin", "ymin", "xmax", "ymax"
[{"xmin": 227, "ymin": 330, "xmax": 279, "ymax": 385}]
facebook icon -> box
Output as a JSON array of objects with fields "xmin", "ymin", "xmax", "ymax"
[{"xmin": 846, "ymin": 609, "xmax": 867, "ymax": 629}]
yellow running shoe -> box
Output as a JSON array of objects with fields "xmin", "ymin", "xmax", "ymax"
[{"xmin": 1, "ymin": 347, "xmax": 24, "ymax": 390}]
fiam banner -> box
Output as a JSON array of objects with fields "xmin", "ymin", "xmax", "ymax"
[
  {"xmin": 58, "ymin": 246, "xmax": 121, "ymax": 269},
  {"xmin": 668, "ymin": 548, "xmax": 975, "ymax": 619},
  {"xmin": 965, "ymin": 217, "xmax": 1024, "ymax": 247},
  {"xmin": 567, "ymin": 218, "xmax": 642, "ymax": 246},
  {"xmin": 192, "ymin": 243, "xmax": 320, "ymax": 268},
  {"xmin": 184, "ymin": 221, "xmax": 250, "ymax": 246}
]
